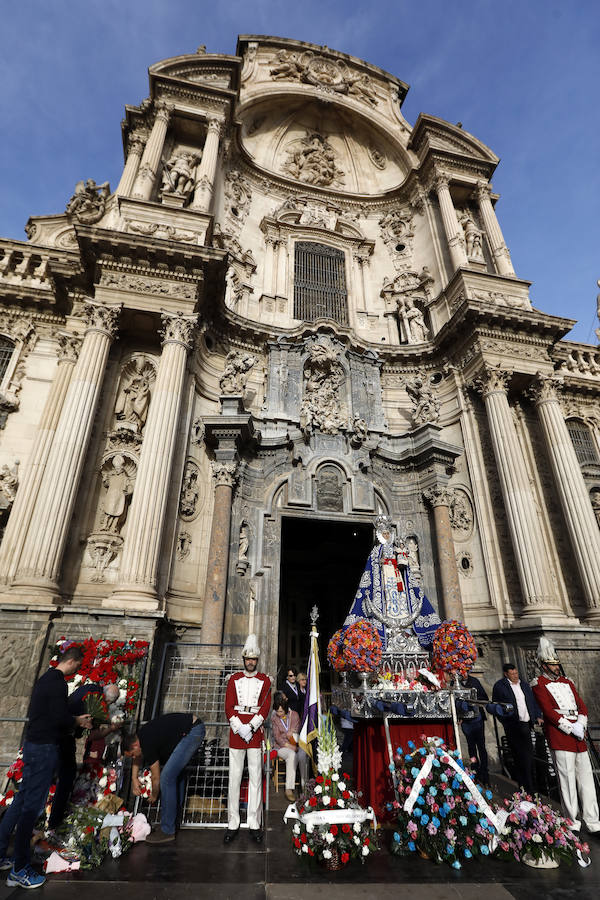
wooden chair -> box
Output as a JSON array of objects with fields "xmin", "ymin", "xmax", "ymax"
[{"xmin": 272, "ymin": 754, "xmax": 286, "ymax": 793}]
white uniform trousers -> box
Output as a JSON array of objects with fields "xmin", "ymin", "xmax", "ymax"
[
  {"xmin": 553, "ymin": 749, "xmax": 600, "ymax": 829},
  {"xmin": 227, "ymin": 746, "xmax": 263, "ymax": 830}
]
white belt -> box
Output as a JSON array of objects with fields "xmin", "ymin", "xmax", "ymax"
[{"xmin": 234, "ymin": 705, "xmax": 260, "ymax": 713}]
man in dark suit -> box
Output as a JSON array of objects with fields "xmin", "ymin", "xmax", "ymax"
[
  {"xmin": 459, "ymin": 674, "xmax": 491, "ymax": 785},
  {"xmin": 492, "ymin": 662, "xmax": 542, "ymax": 795}
]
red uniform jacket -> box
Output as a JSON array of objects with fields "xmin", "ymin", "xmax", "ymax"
[
  {"xmin": 225, "ymin": 671, "xmax": 271, "ymax": 750},
  {"xmin": 532, "ymin": 674, "xmax": 588, "ymax": 753}
]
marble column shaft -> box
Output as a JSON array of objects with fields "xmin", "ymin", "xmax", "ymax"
[
  {"xmin": 532, "ymin": 377, "xmax": 600, "ymax": 615},
  {"xmin": 423, "ymin": 487, "xmax": 464, "ymax": 621},
  {"xmin": 0, "ymin": 335, "xmax": 80, "ymax": 584},
  {"xmin": 476, "ymin": 181, "xmax": 515, "ymax": 276},
  {"xmin": 115, "ymin": 133, "xmax": 145, "ymax": 198},
  {"xmin": 201, "ymin": 463, "xmax": 238, "ymax": 646},
  {"xmin": 479, "ymin": 370, "xmax": 553, "ymax": 610},
  {"xmin": 434, "ymin": 173, "xmax": 467, "ymax": 270},
  {"xmin": 108, "ymin": 312, "xmax": 197, "ymax": 608},
  {"xmin": 14, "ymin": 304, "xmax": 120, "ymax": 591},
  {"xmin": 132, "ymin": 102, "xmax": 172, "ymax": 201},
  {"xmin": 190, "ymin": 119, "xmax": 221, "ymax": 212}
]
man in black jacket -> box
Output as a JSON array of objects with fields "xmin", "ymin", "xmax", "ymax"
[
  {"xmin": 0, "ymin": 646, "xmax": 92, "ymax": 890},
  {"xmin": 459, "ymin": 674, "xmax": 491, "ymax": 785},
  {"xmin": 492, "ymin": 662, "xmax": 542, "ymax": 795}
]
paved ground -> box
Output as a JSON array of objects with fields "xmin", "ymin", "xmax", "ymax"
[{"xmin": 0, "ymin": 791, "xmax": 598, "ymax": 900}]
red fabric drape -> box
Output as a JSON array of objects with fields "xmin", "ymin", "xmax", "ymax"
[{"xmin": 354, "ymin": 720, "xmax": 456, "ymax": 819}]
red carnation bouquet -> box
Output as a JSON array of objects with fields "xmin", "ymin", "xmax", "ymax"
[{"xmin": 431, "ymin": 621, "xmax": 477, "ymax": 679}]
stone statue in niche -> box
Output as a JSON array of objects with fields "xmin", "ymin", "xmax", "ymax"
[
  {"xmin": 350, "ymin": 415, "xmax": 368, "ymax": 448},
  {"xmin": 300, "ymin": 336, "xmax": 347, "ymax": 438},
  {"xmin": 219, "ymin": 350, "xmax": 256, "ymax": 395},
  {"xmin": 283, "ymin": 132, "xmax": 345, "ymax": 188},
  {"xmin": 406, "ymin": 536, "xmax": 422, "ymax": 585},
  {"xmin": 115, "ymin": 358, "xmax": 155, "ymax": 432},
  {"xmin": 460, "ymin": 212, "xmax": 484, "ymax": 261},
  {"xmin": 405, "ymin": 373, "xmax": 440, "ymax": 427},
  {"xmin": 179, "ymin": 461, "xmax": 200, "ymax": 520},
  {"xmin": 176, "ymin": 531, "xmax": 192, "ymax": 561},
  {"xmin": 236, "ymin": 521, "xmax": 250, "ymax": 575},
  {"xmin": 161, "ymin": 150, "xmax": 200, "ymax": 201},
  {"xmin": 65, "ymin": 179, "xmax": 110, "ymax": 224},
  {"xmin": 0, "ymin": 461, "xmax": 19, "ymax": 512},
  {"xmin": 99, "ymin": 455, "xmax": 135, "ymax": 534},
  {"xmin": 316, "ymin": 466, "xmax": 344, "ymax": 512},
  {"xmin": 398, "ymin": 297, "xmax": 429, "ymax": 344},
  {"xmin": 191, "ymin": 417, "xmax": 205, "ymax": 445}
]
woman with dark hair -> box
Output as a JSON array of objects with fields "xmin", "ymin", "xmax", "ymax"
[{"xmin": 271, "ymin": 692, "xmax": 300, "ymax": 802}]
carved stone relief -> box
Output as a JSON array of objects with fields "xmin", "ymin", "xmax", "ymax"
[
  {"xmin": 100, "ymin": 270, "xmax": 196, "ymax": 301},
  {"xmin": 223, "ymin": 170, "xmax": 252, "ymax": 232},
  {"xmin": 65, "ymin": 179, "xmax": 110, "ymax": 224},
  {"xmin": 349, "ymin": 415, "xmax": 368, "ymax": 448},
  {"xmin": 114, "ymin": 356, "xmax": 156, "ymax": 434},
  {"xmin": 590, "ymin": 488, "xmax": 600, "ymax": 529},
  {"xmin": 0, "ymin": 461, "xmax": 19, "ymax": 512},
  {"xmin": 160, "ymin": 149, "xmax": 200, "ymax": 205},
  {"xmin": 405, "ymin": 373, "xmax": 440, "ymax": 427},
  {"xmin": 300, "ymin": 335, "xmax": 347, "ymax": 438},
  {"xmin": 179, "ymin": 460, "xmax": 201, "ymax": 521},
  {"xmin": 236, "ymin": 520, "xmax": 250, "ymax": 575},
  {"xmin": 448, "ymin": 488, "xmax": 474, "ymax": 539},
  {"xmin": 0, "ymin": 314, "xmax": 37, "ymax": 429},
  {"xmin": 268, "ymin": 50, "xmax": 378, "ymax": 105},
  {"xmin": 379, "ymin": 209, "xmax": 415, "ymax": 271},
  {"xmin": 219, "ymin": 350, "xmax": 256, "ymax": 395},
  {"xmin": 127, "ymin": 221, "xmax": 197, "ymax": 243},
  {"xmin": 316, "ymin": 464, "xmax": 344, "ymax": 512},
  {"xmin": 456, "ymin": 209, "xmax": 484, "ymax": 262},
  {"xmin": 282, "ymin": 132, "xmax": 345, "ymax": 188},
  {"xmin": 368, "ymin": 146, "xmax": 386, "ymax": 169},
  {"xmin": 191, "ymin": 417, "xmax": 205, "ymax": 445},
  {"xmin": 176, "ymin": 531, "xmax": 192, "ymax": 561}
]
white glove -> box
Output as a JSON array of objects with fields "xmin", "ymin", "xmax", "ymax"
[
  {"xmin": 558, "ymin": 716, "xmax": 573, "ymax": 735},
  {"xmin": 571, "ymin": 722, "xmax": 585, "ymax": 741},
  {"xmin": 237, "ymin": 723, "xmax": 252, "ymax": 742}
]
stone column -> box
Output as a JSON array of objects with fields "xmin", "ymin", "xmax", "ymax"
[
  {"xmin": 423, "ymin": 486, "xmax": 464, "ymax": 621},
  {"xmin": 106, "ymin": 311, "xmax": 198, "ymax": 612},
  {"xmin": 12, "ymin": 303, "xmax": 121, "ymax": 597},
  {"xmin": 0, "ymin": 334, "xmax": 81, "ymax": 586},
  {"xmin": 190, "ymin": 118, "xmax": 221, "ymax": 212},
  {"xmin": 115, "ymin": 131, "xmax": 145, "ymax": 198},
  {"xmin": 433, "ymin": 172, "xmax": 468, "ymax": 271},
  {"xmin": 475, "ymin": 365, "xmax": 554, "ymax": 613},
  {"xmin": 201, "ymin": 462, "xmax": 239, "ymax": 646},
  {"xmin": 275, "ymin": 238, "xmax": 288, "ymax": 296},
  {"xmin": 475, "ymin": 181, "xmax": 515, "ymax": 276},
  {"xmin": 131, "ymin": 101, "xmax": 173, "ymax": 201},
  {"xmin": 529, "ymin": 374, "xmax": 600, "ymax": 619}
]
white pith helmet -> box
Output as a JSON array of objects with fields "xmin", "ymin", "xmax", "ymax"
[
  {"xmin": 537, "ymin": 636, "xmax": 560, "ymax": 665},
  {"xmin": 242, "ymin": 633, "xmax": 260, "ymax": 658}
]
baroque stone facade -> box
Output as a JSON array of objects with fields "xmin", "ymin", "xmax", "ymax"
[{"xmin": 1, "ymin": 35, "xmax": 600, "ymax": 747}]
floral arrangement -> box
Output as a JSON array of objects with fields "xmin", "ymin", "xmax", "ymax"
[
  {"xmin": 390, "ymin": 736, "xmax": 498, "ymax": 869},
  {"xmin": 327, "ymin": 629, "xmax": 347, "ymax": 672},
  {"xmin": 431, "ymin": 621, "xmax": 477, "ymax": 679},
  {"xmin": 340, "ymin": 620, "xmax": 383, "ymax": 673},
  {"xmin": 377, "ymin": 670, "xmax": 436, "ymax": 692},
  {"xmin": 0, "ymin": 749, "xmax": 24, "ymax": 807},
  {"xmin": 495, "ymin": 792, "xmax": 590, "ymax": 867},
  {"xmin": 136, "ymin": 767, "xmax": 153, "ymax": 800},
  {"xmin": 289, "ymin": 715, "xmax": 377, "ymax": 867}
]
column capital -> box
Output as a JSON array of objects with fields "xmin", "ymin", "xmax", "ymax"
[
  {"xmin": 433, "ymin": 170, "xmax": 450, "ymax": 191},
  {"xmin": 210, "ymin": 460, "xmax": 238, "ymax": 488},
  {"xmin": 154, "ymin": 99, "xmax": 174, "ymax": 123},
  {"xmin": 527, "ymin": 372, "xmax": 564, "ymax": 406},
  {"xmin": 127, "ymin": 131, "xmax": 146, "ymax": 156},
  {"xmin": 55, "ymin": 332, "xmax": 82, "ymax": 364},
  {"xmin": 423, "ymin": 485, "xmax": 453, "ymax": 508},
  {"xmin": 471, "ymin": 364, "xmax": 512, "ymax": 399},
  {"xmin": 206, "ymin": 117, "xmax": 222, "ymax": 135},
  {"xmin": 82, "ymin": 301, "xmax": 121, "ymax": 339},
  {"xmin": 159, "ymin": 310, "xmax": 198, "ymax": 350},
  {"xmin": 475, "ymin": 179, "xmax": 493, "ymax": 199}
]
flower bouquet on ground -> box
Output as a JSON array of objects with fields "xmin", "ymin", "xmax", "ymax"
[
  {"xmin": 390, "ymin": 736, "xmax": 499, "ymax": 869},
  {"xmin": 285, "ymin": 714, "xmax": 377, "ymax": 868},
  {"xmin": 0, "ymin": 748, "xmax": 24, "ymax": 808},
  {"xmin": 494, "ymin": 792, "xmax": 591, "ymax": 868}
]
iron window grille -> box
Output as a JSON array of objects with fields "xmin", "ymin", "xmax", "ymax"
[
  {"xmin": 0, "ymin": 337, "xmax": 15, "ymax": 386},
  {"xmin": 293, "ymin": 241, "xmax": 348, "ymax": 325},
  {"xmin": 567, "ymin": 420, "xmax": 599, "ymax": 466}
]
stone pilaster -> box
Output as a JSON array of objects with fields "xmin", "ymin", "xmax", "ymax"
[
  {"xmin": 200, "ymin": 461, "xmax": 239, "ymax": 646},
  {"xmin": 190, "ymin": 118, "xmax": 221, "ymax": 212},
  {"xmin": 423, "ymin": 485, "xmax": 464, "ymax": 621},
  {"xmin": 475, "ymin": 181, "xmax": 515, "ymax": 276},
  {"xmin": 529, "ymin": 373, "xmax": 600, "ymax": 619},
  {"xmin": 433, "ymin": 171, "xmax": 468, "ymax": 271},
  {"xmin": 474, "ymin": 365, "xmax": 555, "ymax": 615},
  {"xmin": 131, "ymin": 101, "xmax": 173, "ymax": 201},
  {"xmin": 12, "ymin": 303, "xmax": 121, "ymax": 598},
  {"xmin": 0, "ymin": 333, "xmax": 81, "ymax": 586},
  {"xmin": 115, "ymin": 132, "xmax": 145, "ymax": 198},
  {"xmin": 105, "ymin": 311, "xmax": 198, "ymax": 612}
]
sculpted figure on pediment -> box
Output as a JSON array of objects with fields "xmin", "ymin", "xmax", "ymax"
[
  {"xmin": 219, "ymin": 350, "xmax": 256, "ymax": 395},
  {"xmin": 283, "ymin": 132, "xmax": 345, "ymax": 188},
  {"xmin": 268, "ymin": 49, "xmax": 378, "ymax": 106},
  {"xmin": 66, "ymin": 179, "xmax": 110, "ymax": 224},
  {"xmin": 161, "ymin": 150, "xmax": 200, "ymax": 201}
]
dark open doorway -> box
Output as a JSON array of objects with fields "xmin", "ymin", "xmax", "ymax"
[{"xmin": 277, "ymin": 516, "xmax": 374, "ymax": 690}]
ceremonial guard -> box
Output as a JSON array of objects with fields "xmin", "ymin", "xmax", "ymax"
[
  {"xmin": 532, "ymin": 638, "xmax": 600, "ymax": 833},
  {"xmin": 224, "ymin": 634, "xmax": 271, "ymax": 844}
]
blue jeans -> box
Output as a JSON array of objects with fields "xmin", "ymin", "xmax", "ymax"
[
  {"xmin": 159, "ymin": 720, "xmax": 205, "ymax": 835},
  {"xmin": 0, "ymin": 741, "xmax": 58, "ymax": 871}
]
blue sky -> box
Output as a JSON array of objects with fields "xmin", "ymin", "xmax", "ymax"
[{"xmin": 1, "ymin": 0, "xmax": 598, "ymax": 343}]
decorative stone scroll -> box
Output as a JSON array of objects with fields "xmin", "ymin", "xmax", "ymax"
[
  {"xmin": 379, "ymin": 209, "xmax": 415, "ymax": 270},
  {"xmin": 268, "ymin": 49, "xmax": 378, "ymax": 106},
  {"xmin": 65, "ymin": 179, "xmax": 110, "ymax": 224}
]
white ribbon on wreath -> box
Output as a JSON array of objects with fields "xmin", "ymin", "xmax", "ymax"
[{"xmin": 283, "ymin": 803, "xmax": 377, "ymax": 828}]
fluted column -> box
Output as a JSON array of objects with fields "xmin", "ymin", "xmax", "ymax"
[
  {"xmin": 530, "ymin": 374, "xmax": 600, "ymax": 619},
  {"xmin": 475, "ymin": 366, "xmax": 554, "ymax": 613},
  {"xmin": 475, "ymin": 181, "xmax": 515, "ymax": 276},
  {"xmin": 106, "ymin": 311, "xmax": 198, "ymax": 612},
  {"xmin": 201, "ymin": 462, "xmax": 239, "ymax": 646},
  {"xmin": 115, "ymin": 132, "xmax": 145, "ymax": 198},
  {"xmin": 275, "ymin": 239, "xmax": 288, "ymax": 296},
  {"xmin": 423, "ymin": 486, "xmax": 464, "ymax": 621},
  {"xmin": 190, "ymin": 118, "xmax": 221, "ymax": 212},
  {"xmin": 12, "ymin": 303, "xmax": 121, "ymax": 597},
  {"xmin": 0, "ymin": 334, "xmax": 81, "ymax": 586},
  {"xmin": 131, "ymin": 101, "xmax": 173, "ymax": 201},
  {"xmin": 433, "ymin": 172, "xmax": 468, "ymax": 270}
]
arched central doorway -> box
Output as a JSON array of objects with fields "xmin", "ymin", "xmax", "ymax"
[{"xmin": 276, "ymin": 516, "xmax": 374, "ymax": 688}]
